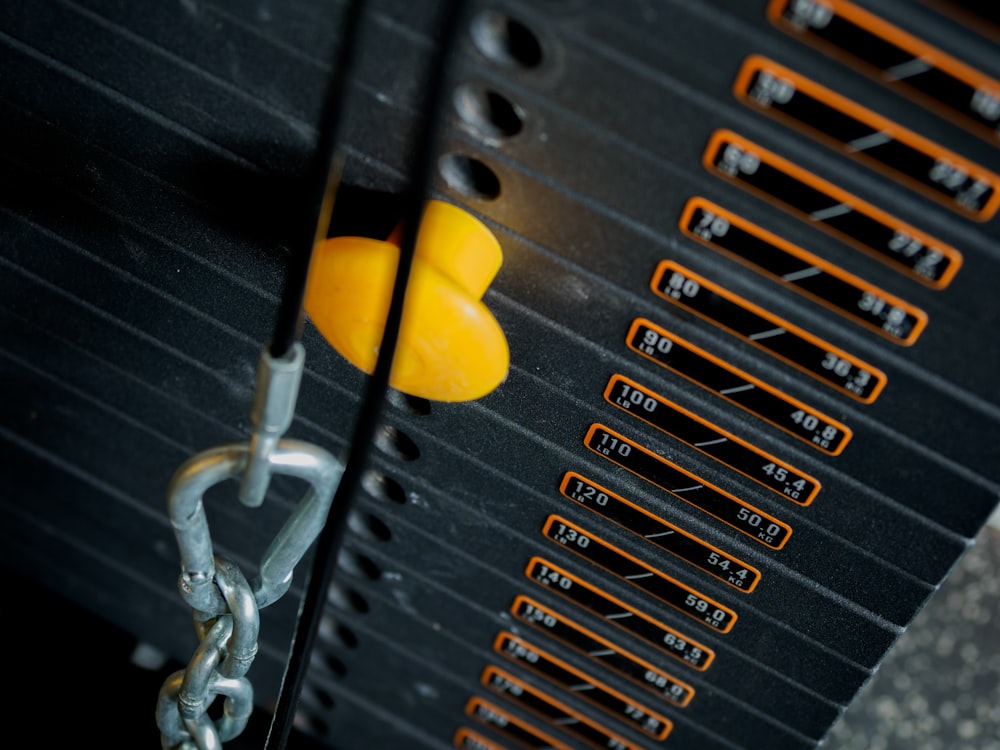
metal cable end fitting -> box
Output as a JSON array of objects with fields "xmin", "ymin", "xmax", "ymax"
[{"xmin": 239, "ymin": 342, "xmax": 306, "ymax": 508}]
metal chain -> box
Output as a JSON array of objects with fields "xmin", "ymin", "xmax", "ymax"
[{"xmin": 156, "ymin": 342, "xmax": 344, "ymax": 749}]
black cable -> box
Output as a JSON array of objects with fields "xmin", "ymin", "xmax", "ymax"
[
  {"xmin": 268, "ymin": 0, "xmax": 366, "ymax": 360},
  {"xmin": 263, "ymin": 1, "xmax": 466, "ymax": 747}
]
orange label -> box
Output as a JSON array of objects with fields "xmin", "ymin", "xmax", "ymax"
[
  {"xmin": 511, "ymin": 594, "xmax": 696, "ymax": 706},
  {"xmin": 650, "ymin": 260, "xmax": 887, "ymax": 403},
  {"xmin": 703, "ymin": 129, "xmax": 963, "ymax": 288},
  {"xmin": 679, "ymin": 197, "xmax": 927, "ymax": 346},
  {"xmin": 734, "ymin": 55, "xmax": 1000, "ymax": 220},
  {"xmin": 769, "ymin": 0, "xmax": 1000, "ymax": 148}
]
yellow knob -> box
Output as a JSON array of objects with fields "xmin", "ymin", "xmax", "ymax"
[{"xmin": 304, "ymin": 200, "xmax": 509, "ymax": 402}]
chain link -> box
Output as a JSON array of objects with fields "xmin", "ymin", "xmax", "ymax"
[{"xmin": 156, "ymin": 343, "xmax": 344, "ymax": 749}]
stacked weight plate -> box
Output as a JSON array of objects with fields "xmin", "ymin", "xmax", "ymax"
[{"xmin": 1, "ymin": 1, "xmax": 998, "ymax": 749}]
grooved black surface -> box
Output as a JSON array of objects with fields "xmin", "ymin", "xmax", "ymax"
[{"xmin": 3, "ymin": 2, "xmax": 1000, "ymax": 749}]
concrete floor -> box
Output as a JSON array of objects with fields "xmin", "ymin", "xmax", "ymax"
[{"xmin": 824, "ymin": 513, "xmax": 1000, "ymax": 750}]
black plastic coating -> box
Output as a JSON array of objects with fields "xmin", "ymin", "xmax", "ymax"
[
  {"xmin": 263, "ymin": 1, "xmax": 466, "ymax": 747},
  {"xmin": 267, "ymin": 0, "xmax": 362, "ymax": 360}
]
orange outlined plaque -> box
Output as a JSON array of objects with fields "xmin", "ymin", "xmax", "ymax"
[
  {"xmin": 679, "ymin": 197, "xmax": 928, "ymax": 345},
  {"xmin": 525, "ymin": 557, "xmax": 715, "ymax": 670},
  {"xmin": 453, "ymin": 727, "xmax": 508, "ymax": 750},
  {"xmin": 768, "ymin": 0, "xmax": 1000, "ymax": 147},
  {"xmin": 585, "ymin": 423, "xmax": 792, "ymax": 550},
  {"xmin": 465, "ymin": 697, "xmax": 570, "ymax": 750},
  {"xmin": 510, "ymin": 595, "xmax": 696, "ymax": 707},
  {"xmin": 542, "ymin": 514, "xmax": 740, "ymax": 630},
  {"xmin": 560, "ymin": 471, "xmax": 762, "ymax": 591},
  {"xmin": 493, "ymin": 635, "xmax": 673, "ymax": 740},
  {"xmin": 481, "ymin": 666, "xmax": 649, "ymax": 749},
  {"xmin": 650, "ymin": 260, "xmax": 887, "ymax": 403},
  {"xmin": 626, "ymin": 318, "xmax": 852, "ymax": 454},
  {"xmin": 703, "ymin": 129, "xmax": 963, "ymax": 288},
  {"xmin": 733, "ymin": 55, "xmax": 1000, "ymax": 220},
  {"xmin": 604, "ymin": 374, "xmax": 820, "ymax": 504}
]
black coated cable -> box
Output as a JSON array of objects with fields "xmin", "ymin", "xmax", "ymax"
[
  {"xmin": 267, "ymin": 0, "xmax": 366, "ymax": 360},
  {"xmin": 263, "ymin": 0, "xmax": 466, "ymax": 746}
]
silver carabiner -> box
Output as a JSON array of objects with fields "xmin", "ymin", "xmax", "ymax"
[
  {"xmin": 165, "ymin": 343, "xmax": 344, "ymax": 615},
  {"xmin": 158, "ymin": 342, "xmax": 344, "ymax": 749},
  {"xmin": 167, "ymin": 439, "xmax": 343, "ymax": 614}
]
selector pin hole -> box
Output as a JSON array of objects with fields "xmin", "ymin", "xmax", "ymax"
[
  {"xmin": 361, "ymin": 470, "xmax": 408, "ymax": 505},
  {"xmin": 454, "ymin": 84, "xmax": 524, "ymax": 139},
  {"xmin": 295, "ymin": 711, "xmax": 331, "ymax": 739},
  {"xmin": 374, "ymin": 424, "xmax": 421, "ymax": 461},
  {"xmin": 305, "ymin": 685, "xmax": 337, "ymax": 710},
  {"xmin": 337, "ymin": 547, "xmax": 383, "ymax": 581},
  {"xmin": 470, "ymin": 11, "xmax": 543, "ymax": 69},
  {"xmin": 334, "ymin": 623, "xmax": 359, "ymax": 650},
  {"xmin": 328, "ymin": 583, "xmax": 370, "ymax": 615},
  {"xmin": 387, "ymin": 389, "xmax": 432, "ymax": 416},
  {"xmin": 439, "ymin": 153, "xmax": 502, "ymax": 201},
  {"xmin": 322, "ymin": 653, "xmax": 348, "ymax": 678},
  {"xmin": 347, "ymin": 510, "xmax": 393, "ymax": 543}
]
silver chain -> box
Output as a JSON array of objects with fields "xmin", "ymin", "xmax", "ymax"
[{"xmin": 156, "ymin": 342, "xmax": 344, "ymax": 749}]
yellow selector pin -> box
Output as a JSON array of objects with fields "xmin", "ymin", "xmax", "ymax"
[{"xmin": 304, "ymin": 199, "xmax": 509, "ymax": 402}]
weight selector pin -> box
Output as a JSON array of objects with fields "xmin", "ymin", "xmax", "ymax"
[{"xmin": 305, "ymin": 199, "xmax": 509, "ymax": 402}]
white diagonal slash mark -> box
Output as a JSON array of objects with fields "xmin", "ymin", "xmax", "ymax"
[
  {"xmin": 749, "ymin": 327, "xmax": 786, "ymax": 341},
  {"xmin": 606, "ymin": 611, "xmax": 633, "ymax": 620},
  {"xmin": 625, "ymin": 572, "xmax": 654, "ymax": 580},
  {"xmin": 782, "ymin": 266, "xmax": 822, "ymax": 282},
  {"xmin": 810, "ymin": 203, "xmax": 853, "ymax": 221},
  {"xmin": 720, "ymin": 383, "xmax": 755, "ymax": 395},
  {"xmin": 672, "ymin": 485, "xmax": 703, "ymax": 493},
  {"xmin": 695, "ymin": 437, "xmax": 728, "ymax": 447},
  {"xmin": 846, "ymin": 131, "xmax": 892, "ymax": 152},
  {"xmin": 644, "ymin": 530, "xmax": 675, "ymax": 538},
  {"xmin": 885, "ymin": 57, "xmax": 932, "ymax": 80},
  {"xmin": 589, "ymin": 649, "xmax": 615, "ymax": 657}
]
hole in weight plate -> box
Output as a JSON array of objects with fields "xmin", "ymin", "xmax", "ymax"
[
  {"xmin": 348, "ymin": 510, "xmax": 393, "ymax": 543},
  {"xmin": 328, "ymin": 583, "xmax": 370, "ymax": 614},
  {"xmin": 454, "ymin": 84, "xmax": 524, "ymax": 138},
  {"xmin": 439, "ymin": 154, "xmax": 502, "ymax": 201},
  {"xmin": 471, "ymin": 11, "xmax": 543, "ymax": 68},
  {"xmin": 361, "ymin": 470, "xmax": 408, "ymax": 505},
  {"xmin": 337, "ymin": 548, "xmax": 383, "ymax": 581},
  {"xmin": 387, "ymin": 389, "xmax": 432, "ymax": 416},
  {"xmin": 374, "ymin": 424, "xmax": 421, "ymax": 461}
]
